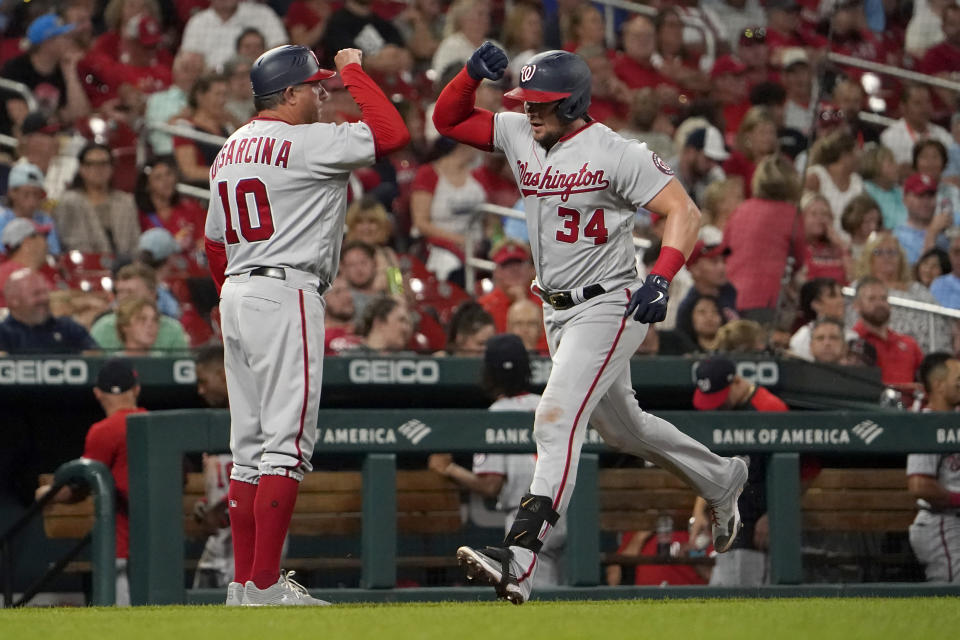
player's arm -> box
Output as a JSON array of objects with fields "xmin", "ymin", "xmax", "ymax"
[
  {"xmin": 335, "ymin": 49, "xmax": 411, "ymax": 158},
  {"xmin": 907, "ymin": 473, "xmax": 957, "ymax": 509},
  {"xmin": 432, "ymin": 42, "xmax": 507, "ymax": 151},
  {"xmin": 427, "ymin": 453, "xmax": 504, "ymax": 498},
  {"xmin": 205, "ymin": 237, "xmax": 227, "ymax": 294}
]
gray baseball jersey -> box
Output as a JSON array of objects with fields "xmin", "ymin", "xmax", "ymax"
[
  {"xmin": 492, "ymin": 113, "xmax": 672, "ymax": 291},
  {"xmin": 204, "ymin": 117, "xmax": 376, "ymax": 282}
]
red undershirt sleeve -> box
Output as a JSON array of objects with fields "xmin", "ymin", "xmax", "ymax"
[
  {"xmin": 432, "ymin": 68, "xmax": 495, "ymax": 151},
  {"xmin": 205, "ymin": 236, "xmax": 227, "ymax": 294},
  {"xmin": 340, "ymin": 63, "xmax": 411, "ymax": 159}
]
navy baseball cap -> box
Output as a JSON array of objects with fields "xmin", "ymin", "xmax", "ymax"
[
  {"xmin": 693, "ymin": 356, "xmax": 736, "ymax": 410},
  {"xmin": 96, "ymin": 359, "xmax": 139, "ymax": 394},
  {"xmin": 484, "ymin": 333, "xmax": 529, "ymax": 373}
]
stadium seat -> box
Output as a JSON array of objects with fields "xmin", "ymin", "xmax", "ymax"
[
  {"xmin": 410, "ymin": 307, "xmax": 447, "ymax": 353},
  {"xmin": 413, "ymin": 277, "xmax": 470, "ymax": 326}
]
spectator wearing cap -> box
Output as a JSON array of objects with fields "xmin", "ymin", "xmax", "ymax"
[
  {"xmin": 0, "ymin": 13, "xmax": 90, "ymax": 136},
  {"xmin": 676, "ymin": 126, "xmax": 729, "ymax": 207},
  {"xmin": 138, "ymin": 227, "xmax": 183, "ymax": 319},
  {"xmin": 0, "ymin": 163, "xmax": 61, "ymax": 255},
  {"xmin": 779, "ymin": 48, "xmax": 813, "ymax": 135},
  {"xmin": 613, "ymin": 16, "xmax": 677, "ymax": 107},
  {"xmin": 894, "ymin": 173, "xmax": 951, "ymax": 265},
  {"xmin": 180, "ymin": 0, "xmax": 287, "ymax": 71},
  {"xmin": 477, "ymin": 240, "xmax": 541, "ymax": 336},
  {"xmin": 53, "ymin": 142, "xmax": 140, "ymax": 258},
  {"xmin": 736, "ymin": 27, "xmax": 774, "ymax": 90},
  {"xmin": 0, "ymin": 268, "xmax": 97, "ymax": 354},
  {"xmin": 689, "ymin": 355, "xmax": 788, "ymax": 587},
  {"xmin": 0, "ymin": 219, "xmax": 58, "ymax": 305},
  {"xmin": 805, "ymin": 130, "xmax": 864, "ymax": 241},
  {"xmin": 135, "ymin": 156, "xmax": 207, "ymax": 256},
  {"xmin": 90, "ymin": 262, "xmax": 189, "ymax": 352},
  {"xmin": 145, "ymin": 51, "xmax": 206, "ymax": 156},
  {"xmin": 880, "ymin": 85, "xmax": 953, "ymax": 177},
  {"xmin": 701, "ymin": 3, "xmax": 767, "ymax": 54},
  {"xmin": 930, "ymin": 234, "xmax": 960, "ymax": 309},
  {"xmin": 802, "ymin": 192, "xmax": 851, "ymax": 284},
  {"xmin": 90, "ymin": 0, "xmax": 167, "ymax": 64},
  {"xmin": 13, "ymin": 111, "xmax": 78, "ymax": 202},
  {"xmin": 711, "ymin": 55, "xmax": 751, "ymax": 139},
  {"xmin": 724, "ymin": 155, "xmax": 807, "ymax": 316},
  {"xmin": 675, "ymin": 240, "xmax": 738, "ymax": 340},
  {"xmin": 35, "ymin": 357, "xmax": 145, "ymax": 606},
  {"xmin": 723, "ymin": 106, "xmax": 779, "ymax": 199},
  {"xmin": 852, "ymin": 276, "xmax": 924, "ymax": 387}
]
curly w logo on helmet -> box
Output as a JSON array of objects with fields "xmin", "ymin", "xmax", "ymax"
[{"xmin": 519, "ymin": 65, "xmax": 537, "ymax": 83}]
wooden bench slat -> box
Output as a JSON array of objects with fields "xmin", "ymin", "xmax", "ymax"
[
  {"xmin": 600, "ymin": 490, "xmax": 696, "ymax": 510},
  {"xmin": 808, "ymin": 469, "xmax": 906, "ymax": 490},
  {"xmin": 598, "ymin": 469, "xmax": 689, "ymax": 490},
  {"xmin": 803, "ymin": 489, "xmax": 916, "ymax": 511},
  {"xmin": 803, "ymin": 511, "xmax": 915, "ymax": 531}
]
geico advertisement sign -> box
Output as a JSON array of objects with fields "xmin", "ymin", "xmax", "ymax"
[
  {"xmin": 348, "ymin": 359, "xmax": 440, "ymax": 384},
  {"xmin": 690, "ymin": 360, "xmax": 779, "ymax": 386},
  {"xmin": 0, "ymin": 359, "xmax": 89, "ymax": 384}
]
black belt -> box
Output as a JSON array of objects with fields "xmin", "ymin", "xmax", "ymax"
[
  {"xmin": 250, "ymin": 266, "xmax": 286, "ymax": 280},
  {"xmin": 540, "ymin": 283, "xmax": 606, "ymax": 310}
]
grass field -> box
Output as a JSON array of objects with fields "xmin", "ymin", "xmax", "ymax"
[{"xmin": 3, "ymin": 598, "xmax": 959, "ymax": 640}]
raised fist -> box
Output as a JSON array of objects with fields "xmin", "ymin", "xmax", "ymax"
[{"xmin": 466, "ymin": 41, "xmax": 508, "ymax": 81}]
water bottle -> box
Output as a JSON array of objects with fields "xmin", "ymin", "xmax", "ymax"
[
  {"xmin": 656, "ymin": 514, "xmax": 673, "ymax": 556},
  {"xmin": 386, "ymin": 266, "xmax": 404, "ymax": 295}
]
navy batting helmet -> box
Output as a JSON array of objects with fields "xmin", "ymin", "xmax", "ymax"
[
  {"xmin": 250, "ymin": 45, "xmax": 336, "ymax": 98},
  {"xmin": 505, "ymin": 50, "xmax": 591, "ymax": 123}
]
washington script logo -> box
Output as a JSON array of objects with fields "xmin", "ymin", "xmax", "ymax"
[{"xmin": 517, "ymin": 161, "xmax": 610, "ymax": 201}]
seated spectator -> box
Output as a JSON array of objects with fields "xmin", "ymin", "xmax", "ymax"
[
  {"xmin": 222, "ymin": 56, "xmax": 255, "ymax": 123},
  {"xmin": 749, "ymin": 81, "xmax": 806, "ymax": 160},
  {"xmin": 724, "ymin": 155, "xmax": 807, "ymax": 316},
  {"xmin": 676, "ymin": 294, "xmax": 724, "ymax": 353},
  {"xmin": 48, "ymin": 288, "xmax": 111, "ymax": 332},
  {"xmin": 396, "ymin": 0, "xmax": 445, "ymax": 71},
  {"xmin": 411, "ymin": 138, "xmax": 487, "ymax": 282},
  {"xmin": 583, "ymin": 52, "xmax": 631, "ymax": 129},
  {"xmin": 431, "ymin": 0, "xmax": 496, "ymax": 78},
  {"xmin": 917, "ymin": 4, "xmax": 960, "ymax": 122},
  {"xmin": 893, "ymin": 173, "xmax": 951, "ymax": 266},
  {"xmin": 502, "ymin": 2, "xmax": 543, "ymax": 80},
  {"xmin": 135, "ymin": 156, "xmax": 207, "ymax": 255},
  {"xmin": 808, "ymin": 317, "xmax": 849, "ymax": 365},
  {"xmin": 445, "ymin": 301, "xmax": 495, "ymax": 356},
  {"xmin": 676, "ymin": 240, "xmax": 738, "ymax": 330},
  {"xmin": 562, "ymin": 2, "xmax": 606, "ymax": 55},
  {"xmin": 180, "ymin": 0, "xmax": 287, "ymax": 71},
  {"xmin": 344, "ymin": 196, "xmax": 401, "ymax": 294},
  {"xmin": 173, "ymin": 74, "xmax": 233, "ymax": 186},
  {"xmin": 831, "ymin": 77, "xmax": 882, "ymax": 146},
  {"xmin": 930, "ymin": 234, "xmax": 960, "ymax": 309},
  {"xmin": 1, "ymin": 13, "xmax": 90, "ymax": 135},
  {"xmin": 861, "ymin": 143, "xmax": 908, "ymax": 230},
  {"xmin": 613, "ymin": 15, "xmax": 677, "ymax": 108},
  {"xmin": 477, "ymin": 239, "xmax": 537, "ymax": 329},
  {"xmin": 655, "ymin": 8, "xmax": 710, "ymax": 97},
  {"xmin": 285, "ymin": 0, "xmax": 332, "ymax": 51},
  {"xmin": 90, "ymin": 262, "xmax": 189, "ymax": 352},
  {"xmin": 0, "ymin": 163, "xmax": 61, "ymax": 255},
  {"xmin": 348, "ymin": 295, "xmax": 414, "ymax": 354},
  {"xmin": 674, "ymin": 126, "xmax": 729, "ymax": 208},
  {"xmin": 913, "ymin": 139, "xmax": 960, "ymax": 225},
  {"xmin": 699, "ymin": 178, "xmax": 744, "ymax": 245},
  {"xmin": 235, "ymin": 27, "xmax": 267, "ymax": 62},
  {"xmin": 712, "ymin": 55, "xmax": 751, "ymax": 140},
  {"xmin": 851, "ymin": 232, "xmax": 953, "ymax": 355},
  {"xmin": 322, "ymin": 0, "xmax": 412, "ymax": 78},
  {"xmin": 723, "ymin": 106, "xmax": 779, "ymax": 198},
  {"xmin": 715, "ymin": 319, "xmax": 767, "ymax": 353},
  {"xmin": 90, "ymin": 0, "xmax": 166, "ymax": 63},
  {"xmin": 852, "ymin": 276, "xmax": 925, "ymax": 388},
  {"xmin": 779, "ymin": 48, "xmax": 813, "ymax": 135},
  {"xmin": 801, "ymin": 192, "xmax": 851, "ymax": 284},
  {"xmin": 617, "ymin": 89, "xmax": 675, "ymax": 162},
  {"xmin": 914, "ymin": 247, "xmax": 951, "ymax": 290},
  {"xmin": 764, "ymin": 0, "xmax": 826, "ymax": 58},
  {"xmin": 13, "ymin": 111, "xmax": 77, "ymax": 202},
  {"xmin": 115, "ymin": 297, "xmax": 161, "ymax": 355},
  {"xmin": 137, "ymin": 227, "xmax": 184, "ymax": 319},
  {"xmin": 789, "ymin": 277, "xmax": 850, "ymax": 361},
  {"xmin": 340, "ymin": 241, "xmax": 383, "ymax": 321},
  {"xmin": 53, "ymin": 142, "xmax": 140, "ymax": 258},
  {"xmin": 905, "ymin": 0, "xmax": 949, "ymax": 60},
  {"xmin": 145, "ymin": 51, "xmax": 206, "ymax": 156},
  {"xmin": 944, "ymin": 113, "xmax": 960, "ymax": 187},
  {"xmin": 505, "ymin": 298, "xmax": 545, "ymax": 355},
  {"xmin": 738, "ymin": 26, "xmax": 774, "ymax": 88},
  {"xmin": 840, "ymin": 193, "xmax": 882, "ymax": 264},
  {"xmin": 606, "ymin": 527, "xmax": 709, "ymax": 587},
  {"xmin": 0, "ymin": 220, "xmax": 58, "ymax": 306},
  {"xmin": 0, "ymin": 269, "xmax": 97, "ymax": 354},
  {"xmin": 880, "ymin": 85, "xmax": 953, "ymax": 177},
  {"xmin": 323, "ymin": 275, "xmax": 361, "ymax": 353},
  {"xmin": 805, "ymin": 131, "xmax": 863, "ymax": 239}
]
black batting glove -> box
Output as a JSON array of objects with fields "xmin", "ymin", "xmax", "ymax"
[
  {"xmin": 466, "ymin": 42, "xmax": 508, "ymax": 81},
  {"xmin": 624, "ymin": 275, "xmax": 670, "ymax": 324}
]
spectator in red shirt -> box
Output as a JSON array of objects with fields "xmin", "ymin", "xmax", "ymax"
[
  {"xmin": 135, "ymin": 156, "xmax": 207, "ymax": 255},
  {"xmin": 0, "ymin": 219, "xmax": 58, "ymax": 306},
  {"xmin": 918, "ymin": 5, "xmax": 960, "ymax": 121},
  {"xmin": 562, "ymin": 3, "xmax": 607, "ymax": 56},
  {"xmin": 477, "ymin": 239, "xmax": 539, "ymax": 332},
  {"xmin": 724, "ymin": 154, "xmax": 807, "ymax": 317},
  {"xmin": 739, "ymin": 27, "xmax": 774, "ymax": 90},
  {"xmin": 613, "ymin": 15, "xmax": 677, "ymax": 107},
  {"xmin": 35, "ymin": 358, "xmax": 146, "ymax": 606},
  {"xmin": 655, "ymin": 7, "xmax": 709, "ymax": 97},
  {"xmin": 285, "ymin": 0, "xmax": 332, "ymax": 53},
  {"xmin": 606, "ymin": 528, "xmax": 709, "ymax": 587},
  {"xmin": 712, "ymin": 55, "xmax": 751, "ymax": 140},
  {"xmin": 852, "ymin": 276, "xmax": 925, "ymax": 387},
  {"xmin": 323, "ymin": 275, "xmax": 363, "ymax": 353},
  {"xmin": 92, "ymin": 0, "xmax": 167, "ymax": 63},
  {"xmin": 801, "ymin": 192, "xmax": 851, "ymax": 285},
  {"xmin": 723, "ymin": 106, "xmax": 779, "ymax": 197},
  {"xmin": 583, "ymin": 52, "xmax": 631, "ymax": 129},
  {"xmin": 764, "ymin": 0, "xmax": 827, "ymax": 58},
  {"xmin": 173, "ymin": 74, "xmax": 234, "ymax": 187}
]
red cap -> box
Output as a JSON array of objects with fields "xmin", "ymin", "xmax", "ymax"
[
  {"xmin": 686, "ymin": 240, "xmax": 730, "ymax": 267},
  {"xmin": 711, "ymin": 55, "xmax": 747, "ymax": 79},
  {"xmin": 903, "ymin": 172, "xmax": 937, "ymax": 196},
  {"xmin": 126, "ymin": 13, "xmax": 163, "ymax": 46},
  {"xmin": 490, "ymin": 241, "xmax": 531, "ymax": 265}
]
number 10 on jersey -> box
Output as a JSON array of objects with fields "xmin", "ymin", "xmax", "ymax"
[
  {"xmin": 218, "ymin": 178, "xmax": 276, "ymax": 244},
  {"xmin": 556, "ymin": 207, "xmax": 608, "ymax": 245}
]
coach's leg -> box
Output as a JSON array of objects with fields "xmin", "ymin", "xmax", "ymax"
[{"xmin": 221, "ymin": 282, "xmax": 263, "ymax": 585}]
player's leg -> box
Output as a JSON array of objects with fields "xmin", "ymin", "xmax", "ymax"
[
  {"xmin": 220, "ymin": 282, "xmax": 263, "ymax": 589},
  {"xmin": 238, "ymin": 279, "xmax": 326, "ymax": 601},
  {"xmin": 909, "ymin": 514, "xmax": 959, "ymax": 582}
]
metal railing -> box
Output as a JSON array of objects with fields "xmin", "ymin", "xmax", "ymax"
[
  {"xmin": 841, "ymin": 285, "xmax": 960, "ymax": 352},
  {"xmin": 0, "ymin": 78, "xmax": 38, "ymax": 114},
  {"xmin": 827, "ymin": 52, "xmax": 960, "ymax": 94}
]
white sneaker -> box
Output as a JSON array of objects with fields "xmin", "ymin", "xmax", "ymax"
[
  {"xmin": 709, "ymin": 457, "xmax": 748, "ymax": 553},
  {"xmin": 225, "ymin": 581, "xmax": 244, "ymax": 606},
  {"xmin": 242, "ymin": 571, "xmax": 331, "ymax": 606},
  {"xmin": 457, "ymin": 546, "xmax": 532, "ymax": 605}
]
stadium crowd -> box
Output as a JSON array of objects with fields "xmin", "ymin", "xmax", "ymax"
[{"xmin": 0, "ymin": 0, "xmax": 959, "ymax": 402}]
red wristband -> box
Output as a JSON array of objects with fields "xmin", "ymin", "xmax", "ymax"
[
  {"xmin": 949, "ymin": 492, "xmax": 960, "ymax": 508},
  {"xmin": 650, "ymin": 246, "xmax": 686, "ymax": 281}
]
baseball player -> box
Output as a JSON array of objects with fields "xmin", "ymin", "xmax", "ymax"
[
  {"xmin": 429, "ymin": 333, "xmax": 566, "ymax": 587},
  {"xmin": 907, "ymin": 353, "xmax": 960, "ymax": 582},
  {"xmin": 204, "ymin": 44, "xmax": 409, "ymax": 606},
  {"xmin": 433, "ymin": 44, "xmax": 748, "ymax": 604}
]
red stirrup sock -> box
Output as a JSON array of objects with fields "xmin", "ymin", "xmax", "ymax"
[
  {"xmin": 228, "ymin": 479, "xmax": 258, "ymax": 584},
  {"xmin": 250, "ymin": 475, "xmax": 300, "ymax": 589}
]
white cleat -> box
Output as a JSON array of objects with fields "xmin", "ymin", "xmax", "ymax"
[
  {"xmin": 710, "ymin": 456, "xmax": 748, "ymax": 553},
  {"xmin": 225, "ymin": 581, "xmax": 244, "ymax": 606},
  {"xmin": 456, "ymin": 546, "xmax": 529, "ymax": 605},
  {"xmin": 242, "ymin": 571, "xmax": 331, "ymax": 606}
]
